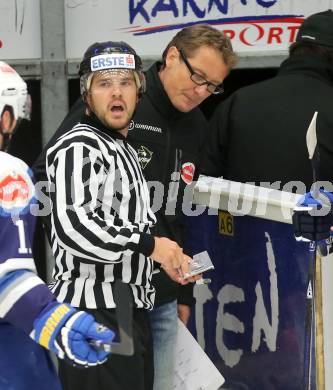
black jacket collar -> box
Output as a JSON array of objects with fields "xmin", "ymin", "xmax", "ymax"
[
  {"xmin": 278, "ymin": 54, "xmax": 333, "ymax": 86},
  {"xmin": 145, "ymin": 62, "xmax": 183, "ymax": 120}
]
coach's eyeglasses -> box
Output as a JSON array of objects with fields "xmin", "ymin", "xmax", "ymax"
[{"xmin": 178, "ymin": 49, "xmax": 224, "ymax": 95}]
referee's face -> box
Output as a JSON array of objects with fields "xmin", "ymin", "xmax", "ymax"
[{"xmin": 87, "ymin": 69, "xmax": 138, "ymax": 135}]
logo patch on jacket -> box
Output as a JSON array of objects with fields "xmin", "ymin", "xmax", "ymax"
[
  {"xmin": 128, "ymin": 120, "xmax": 135, "ymax": 131},
  {"xmin": 181, "ymin": 162, "xmax": 195, "ymax": 184},
  {"xmin": 129, "ymin": 120, "xmax": 162, "ymax": 134},
  {"xmin": 0, "ymin": 171, "xmax": 30, "ymax": 214},
  {"xmin": 137, "ymin": 146, "xmax": 153, "ymax": 169}
]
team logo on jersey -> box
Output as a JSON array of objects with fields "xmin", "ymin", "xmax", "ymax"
[
  {"xmin": 137, "ymin": 145, "xmax": 153, "ymax": 169},
  {"xmin": 181, "ymin": 162, "xmax": 195, "ymax": 184},
  {"xmin": 0, "ymin": 171, "xmax": 31, "ymax": 214}
]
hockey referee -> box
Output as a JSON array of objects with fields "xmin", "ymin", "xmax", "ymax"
[{"xmin": 45, "ymin": 41, "xmax": 197, "ymax": 390}]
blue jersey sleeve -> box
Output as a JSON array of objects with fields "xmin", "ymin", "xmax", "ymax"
[{"xmin": 0, "ymin": 153, "xmax": 56, "ymax": 334}]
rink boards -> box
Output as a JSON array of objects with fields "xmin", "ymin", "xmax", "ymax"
[{"xmin": 185, "ymin": 177, "xmax": 327, "ymax": 390}]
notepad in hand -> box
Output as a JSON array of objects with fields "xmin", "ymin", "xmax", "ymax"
[{"xmin": 184, "ymin": 251, "xmax": 214, "ymax": 278}]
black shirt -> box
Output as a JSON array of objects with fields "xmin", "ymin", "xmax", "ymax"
[{"xmin": 203, "ymin": 54, "xmax": 333, "ymax": 192}]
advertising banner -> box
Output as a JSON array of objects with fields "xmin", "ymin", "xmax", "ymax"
[
  {"xmin": 65, "ymin": 0, "xmax": 333, "ymax": 59},
  {"xmin": 0, "ymin": 0, "xmax": 41, "ymax": 59},
  {"xmin": 184, "ymin": 211, "xmax": 314, "ymax": 390}
]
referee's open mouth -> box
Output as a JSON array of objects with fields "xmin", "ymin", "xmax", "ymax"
[
  {"xmin": 111, "ymin": 104, "xmax": 124, "ymax": 112},
  {"xmin": 110, "ymin": 103, "xmax": 126, "ymax": 118}
]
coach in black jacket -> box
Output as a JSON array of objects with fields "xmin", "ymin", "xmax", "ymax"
[
  {"xmin": 34, "ymin": 24, "xmax": 237, "ymax": 390},
  {"xmin": 203, "ymin": 10, "xmax": 333, "ymax": 193}
]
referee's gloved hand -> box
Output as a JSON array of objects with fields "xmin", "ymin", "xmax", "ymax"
[
  {"xmin": 31, "ymin": 302, "xmax": 115, "ymax": 367},
  {"xmin": 292, "ymin": 189, "xmax": 333, "ymax": 243}
]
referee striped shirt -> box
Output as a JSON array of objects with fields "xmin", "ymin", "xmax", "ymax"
[{"xmin": 46, "ymin": 115, "xmax": 157, "ymax": 310}]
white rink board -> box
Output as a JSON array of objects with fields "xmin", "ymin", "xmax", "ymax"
[
  {"xmin": 193, "ymin": 176, "xmax": 301, "ymax": 224},
  {"xmin": 0, "ymin": 0, "xmax": 41, "ymax": 59},
  {"xmin": 65, "ymin": 0, "xmax": 333, "ymax": 59},
  {"xmin": 193, "ymin": 177, "xmax": 333, "ymax": 389}
]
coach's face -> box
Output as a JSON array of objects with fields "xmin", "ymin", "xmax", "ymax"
[
  {"xmin": 159, "ymin": 45, "xmax": 228, "ymax": 113},
  {"xmin": 87, "ymin": 69, "xmax": 138, "ymax": 137}
]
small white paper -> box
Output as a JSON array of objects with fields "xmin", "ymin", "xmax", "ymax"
[
  {"xmin": 185, "ymin": 251, "xmax": 215, "ymax": 278},
  {"xmin": 172, "ymin": 320, "xmax": 225, "ymax": 390}
]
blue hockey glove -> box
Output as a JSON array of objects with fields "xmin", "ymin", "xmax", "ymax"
[
  {"xmin": 292, "ymin": 189, "xmax": 333, "ymax": 242},
  {"xmin": 32, "ymin": 302, "xmax": 115, "ymax": 367}
]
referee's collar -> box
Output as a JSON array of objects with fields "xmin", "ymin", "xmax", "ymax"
[{"xmin": 82, "ymin": 113, "xmax": 127, "ymax": 141}]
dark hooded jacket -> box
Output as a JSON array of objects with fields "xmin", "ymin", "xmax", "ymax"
[{"xmin": 203, "ymin": 54, "xmax": 333, "ymax": 191}]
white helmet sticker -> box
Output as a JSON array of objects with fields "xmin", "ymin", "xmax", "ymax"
[{"xmin": 91, "ymin": 53, "xmax": 136, "ymax": 72}]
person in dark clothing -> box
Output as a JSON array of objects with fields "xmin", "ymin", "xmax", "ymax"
[
  {"xmin": 33, "ymin": 25, "xmax": 237, "ymax": 390},
  {"xmin": 202, "ymin": 10, "xmax": 333, "ymax": 194}
]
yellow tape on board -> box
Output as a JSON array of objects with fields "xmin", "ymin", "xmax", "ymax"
[{"xmin": 218, "ymin": 211, "xmax": 234, "ymax": 236}]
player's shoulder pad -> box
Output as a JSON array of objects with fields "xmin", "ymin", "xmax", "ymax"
[{"xmin": 0, "ymin": 152, "xmax": 36, "ymax": 217}]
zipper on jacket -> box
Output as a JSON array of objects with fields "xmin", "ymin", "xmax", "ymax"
[
  {"xmin": 162, "ymin": 127, "xmax": 171, "ymax": 186},
  {"xmin": 165, "ymin": 148, "xmax": 182, "ymax": 215}
]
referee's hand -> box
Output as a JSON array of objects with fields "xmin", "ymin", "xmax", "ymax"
[{"xmin": 150, "ymin": 237, "xmax": 197, "ymax": 284}]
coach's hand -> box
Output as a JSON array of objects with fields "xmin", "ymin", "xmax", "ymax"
[{"xmin": 32, "ymin": 302, "xmax": 115, "ymax": 367}]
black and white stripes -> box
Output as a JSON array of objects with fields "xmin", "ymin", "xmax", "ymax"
[{"xmin": 46, "ymin": 117, "xmax": 156, "ymax": 310}]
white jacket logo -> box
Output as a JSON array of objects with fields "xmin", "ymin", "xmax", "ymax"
[
  {"xmin": 137, "ymin": 146, "xmax": 153, "ymax": 169},
  {"xmin": 130, "ymin": 121, "xmax": 162, "ymax": 133},
  {"xmin": 128, "ymin": 120, "xmax": 135, "ymax": 131}
]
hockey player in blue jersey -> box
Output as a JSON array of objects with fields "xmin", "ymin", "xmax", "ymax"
[{"xmin": 0, "ymin": 61, "xmax": 115, "ymax": 389}]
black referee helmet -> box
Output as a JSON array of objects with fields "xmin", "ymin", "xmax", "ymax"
[{"xmin": 79, "ymin": 41, "xmax": 146, "ymax": 98}]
